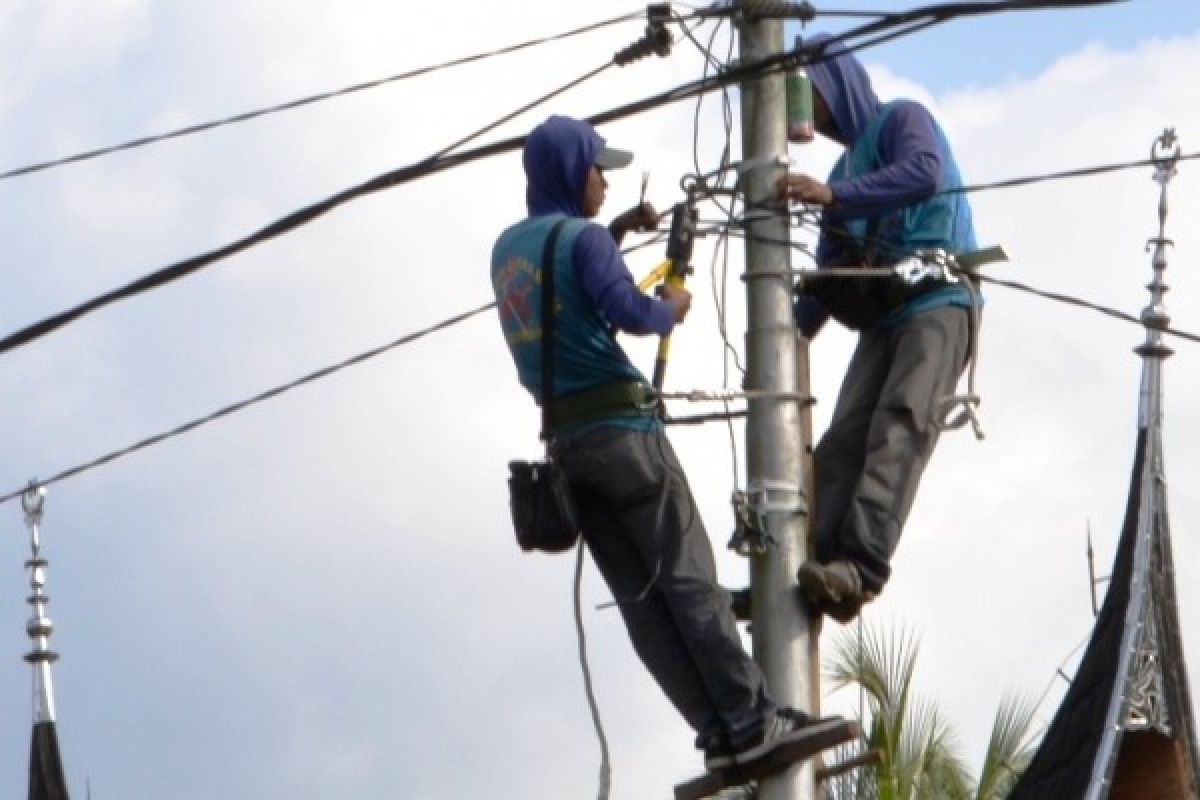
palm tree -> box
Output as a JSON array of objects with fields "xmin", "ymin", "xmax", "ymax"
[{"xmin": 822, "ymin": 622, "xmax": 1039, "ymax": 800}]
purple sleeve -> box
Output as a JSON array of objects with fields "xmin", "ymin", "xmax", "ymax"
[
  {"xmin": 573, "ymin": 224, "xmax": 675, "ymax": 336},
  {"xmin": 827, "ymin": 101, "xmax": 943, "ymax": 214}
]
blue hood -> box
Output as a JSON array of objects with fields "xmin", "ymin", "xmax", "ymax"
[
  {"xmin": 523, "ymin": 115, "xmax": 607, "ymax": 216},
  {"xmin": 806, "ymin": 34, "xmax": 880, "ymax": 146}
]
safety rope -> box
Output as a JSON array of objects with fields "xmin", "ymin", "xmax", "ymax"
[
  {"xmin": 935, "ymin": 273, "xmax": 985, "ymax": 440},
  {"xmin": 659, "ymin": 387, "xmax": 813, "ymax": 406}
]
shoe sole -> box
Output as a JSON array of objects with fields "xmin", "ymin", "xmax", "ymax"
[
  {"xmin": 732, "ymin": 720, "xmax": 826, "ymax": 765},
  {"xmin": 704, "ymin": 754, "xmax": 736, "ymax": 770}
]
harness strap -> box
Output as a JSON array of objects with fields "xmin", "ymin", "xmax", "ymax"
[
  {"xmin": 550, "ymin": 380, "xmax": 661, "ymax": 430},
  {"xmin": 539, "ymin": 219, "xmax": 569, "ymax": 443}
]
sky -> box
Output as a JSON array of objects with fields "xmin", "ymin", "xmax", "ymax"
[{"xmin": 1, "ymin": 1, "xmax": 1199, "ymax": 798}]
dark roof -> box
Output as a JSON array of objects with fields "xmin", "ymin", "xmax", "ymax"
[
  {"xmin": 1010, "ymin": 422, "xmax": 1200, "ymax": 799},
  {"xmin": 29, "ymin": 720, "xmax": 68, "ymax": 800},
  {"xmin": 1007, "ymin": 431, "xmax": 1145, "ymax": 799}
]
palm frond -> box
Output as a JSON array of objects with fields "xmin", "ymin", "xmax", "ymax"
[
  {"xmin": 974, "ymin": 692, "xmax": 1041, "ymax": 800},
  {"xmin": 826, "ymin": 622, "xmax": 921, "ymax": 765},
  {"xmin": 896, "ymin": 696, "xmax": 973, "ymax": 800}
]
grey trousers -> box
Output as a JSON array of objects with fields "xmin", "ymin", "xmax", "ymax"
[
  {"xmin": 812, "ymin": 305, "xmax": 970, "ymax": 593},
  {"xmin": 552, "ymin": 426, "xmax": 773, "ymax": 743}
]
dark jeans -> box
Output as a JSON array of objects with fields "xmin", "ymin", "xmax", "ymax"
[
  {"xmin": 812, "ymin": 305, "xmax": 970, "ymax": 593},
  {"xmin": 552, "ymin": 426, "xmax": 773, "ymax": 743}
]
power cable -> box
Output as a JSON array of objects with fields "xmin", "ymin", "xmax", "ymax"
[
  {"xmin": 946, "ymin": 151, "xmax": 1200, "ymax": 196},
  {"xmin": 0, "ymin": 53, "xmax": 626, "ymax": 358},
  {"xmin": 0, "ymin": 0, "xmax": 1117, "ymax": 359},
  {"xmin": 0, "ymin": 226, "xmax": 667, "ymax": 506},
  {"xmin": 0, "ymin": 10, "xmax": 647, "ymax": 183},
  {"xmin": 972, "ymin": 272, "xmax": 1200, "ymax": 345},
  {"xmin": 0, "ymin": 301, "xmax": 496, "ymax": 506}
]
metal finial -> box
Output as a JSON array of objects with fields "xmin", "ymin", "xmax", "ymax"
[
  {"xmin": 22, "ymin": 484, "xmax": 60, "ymax": 724},
  {"xmin": 1137, "ymin": 129, "xmax": 1180, "ymax": 353},
  {"xmin": 23, "ymin": 481, "xmax": 46, "ymax": 551}
]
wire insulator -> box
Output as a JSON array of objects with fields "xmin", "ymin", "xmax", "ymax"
[{"xmin": 613, "ymin": 6, "xmax": 673, "ymax": 66}]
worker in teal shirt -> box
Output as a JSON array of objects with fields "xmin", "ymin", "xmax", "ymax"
[
  {"xmin": 493, "ymin": 115, "xmax": 830, "ymax": 770},
  {"xmin": 779, "ymin": 35, "xmax": 979, "ymax": 623}
]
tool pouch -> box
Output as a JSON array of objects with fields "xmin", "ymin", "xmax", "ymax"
[
  {"xmin": 506, "ymin": 459, "xmax": 580, "ymax": 553},
  {"xmin": 801, "ymin": 222, "xmax": 943, "ymax": 331}
]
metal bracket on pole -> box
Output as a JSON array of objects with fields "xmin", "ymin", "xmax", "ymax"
[{"xmin": 728, "ymin": 479, "xmax": 805, "ymax": 557}]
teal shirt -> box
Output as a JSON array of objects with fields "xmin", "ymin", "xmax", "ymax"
[
  {"xmin": 491, "ymin": 213, "xmax": 660, "ymax": 434},
  {"xmin": 829, "ymin": 100, "xmax": 980, "ymax": 326}
]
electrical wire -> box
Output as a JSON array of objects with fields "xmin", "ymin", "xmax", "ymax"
[
  {"xmin": 573, "ymin": 541, "xmax": 612, "ymax": 800},
  {"xmin": 945, "ymin": 151, "xmax": 1200, "ymax": 196},
  {"xmin": 0, "ymin": 0, "xmax": 1088, "ymax": 360},
  {"xmin": 971, "ymin": 272, "xmax": 1200, "ymax": 345},
  {"xmin": 0, "ymin": 220, "xmax": 672, "ymax": 507},
  {"xmin": 0, "ymin": 301, "xmax": 497, "ymax": 506},
  {"xmin": 728, "ymin": 220, "xmax": 1200, "ymax": 346},
  {"xmin": 0, "ymin": 10, "xmax": 646, "ymax": 183},
  {"xmin": 0, "ymin": 56, "xmax": 620, "ymax": 358}
]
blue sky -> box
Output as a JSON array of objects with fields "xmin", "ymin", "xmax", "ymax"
[
  {"xmin": 798, "ymin": 0, "xmax": 1200, "ymax": 90},
  {"xmin": 0, "ymin": 2, "xmax": 1198, "ymax": 798}
]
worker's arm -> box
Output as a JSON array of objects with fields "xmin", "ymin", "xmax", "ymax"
[
  {"xmin": 827, "ymin": 101, "xmax": 943, "ymax": 213},
  {"xmin": 573, "ymin": 224, "xmax": 682, "ymax": 336}
]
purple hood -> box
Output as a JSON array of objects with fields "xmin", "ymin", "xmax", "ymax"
[
  {"xmin": 806, "ymin": 34, "xmax": 881, "ymax": 146},
  {"xmin": 522, "ymin": 115, "xmax": 607, "ymax": 217}
]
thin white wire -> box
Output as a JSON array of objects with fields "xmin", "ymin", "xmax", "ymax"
[{"xmin": 574, "ymin": 540, "xmax": 612, "ymax": 800}]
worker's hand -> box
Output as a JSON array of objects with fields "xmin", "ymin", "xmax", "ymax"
[
  {"xmin": 609, "ymin": 202, "xmax": 659, "ymax": 244},
  {"xmin": 657, "ymin": 283, "xmax": 692, "ymax": 325},
  {"xmin": 777, "ymin": 173, "xmax": 833, "ymax": 206}
]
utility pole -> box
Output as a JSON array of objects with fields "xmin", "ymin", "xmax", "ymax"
[{"xmin": 736, "ymin": 6, "xmax": 816, "ymax": 800}]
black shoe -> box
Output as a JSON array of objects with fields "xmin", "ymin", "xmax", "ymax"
[
  {"xmin": 796, "ymin": 560, "xmax": 873, "ymax": 624},
  {"xmin": 730, "ymin": 708, "xmax": 818, "ymax": 766}
]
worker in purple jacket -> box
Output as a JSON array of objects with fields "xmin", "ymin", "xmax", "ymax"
[
  {"xmin": 492, "ymin": 115, "xmax": 827, "ymax": 770},
  {"xmin": 778, "ymin": 36, "xmax": 979, "ymax": 623}
]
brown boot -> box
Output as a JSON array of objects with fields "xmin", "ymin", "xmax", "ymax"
[{"xmin": 796, "ymin": 560, "xmax": 873, "ymax": 624}]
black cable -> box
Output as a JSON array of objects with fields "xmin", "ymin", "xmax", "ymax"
[
  {"xmin": 728, "ymin": 222, "xmax": 1200, "ymax": 346},
  {"xmin": 0, "ymin": 58, "xmax": 617, "ymax": 358},
  {"xmin": 0, "ymin": 221, "xmax": 670, "ymax": 506},
  {"xmin": 971, "ymin": 272, "xmax": 1200, "ymax": 345},
  {"xmin": 0, "ymin": 0, "xmax": 1101, "ymax": 359},
  {"xmin": 946, "ymin": 152, "xmax": 1200, "ymax": 196},
  {"xmin": 0, "ymin": 301, "xmax": 498, "ymax": 506},
  {"xmin": 0, "ymin": 10, "xmax": 645, "ymax": 182}
]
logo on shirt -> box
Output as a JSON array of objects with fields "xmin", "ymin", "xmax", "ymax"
[{"xmin": 494, "ymin": 255, "xmax": 542, "ymax": 343}]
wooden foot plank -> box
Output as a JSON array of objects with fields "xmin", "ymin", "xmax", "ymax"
[{"xmin": 674, "ymin": 717, "xmax": 860, "ymax": 800}]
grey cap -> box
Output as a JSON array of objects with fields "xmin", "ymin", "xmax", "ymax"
[{"xmin": 593, "ymin": 144, "xmax": 633, "ymax": 170}]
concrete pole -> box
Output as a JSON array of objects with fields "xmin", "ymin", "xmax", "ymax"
[{"xmin": 736, "ymin": 8, "xmax": 817, "ymax": 800}]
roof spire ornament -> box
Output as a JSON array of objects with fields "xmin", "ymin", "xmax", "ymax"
[
  {"xmin": 1136, "ymin": 129, "xmax": 1180, "ymax": 369},
  {"xmin": 23, "ymin": 482, "xmax": 59, "ymax": 724},
  {"xmin": 22, "ymin": 482, "xmax": 70, "ymax": 800},
  {"xmin": 1008, "ymin": 128, "xmax": 1199, "ymax": 800}
]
